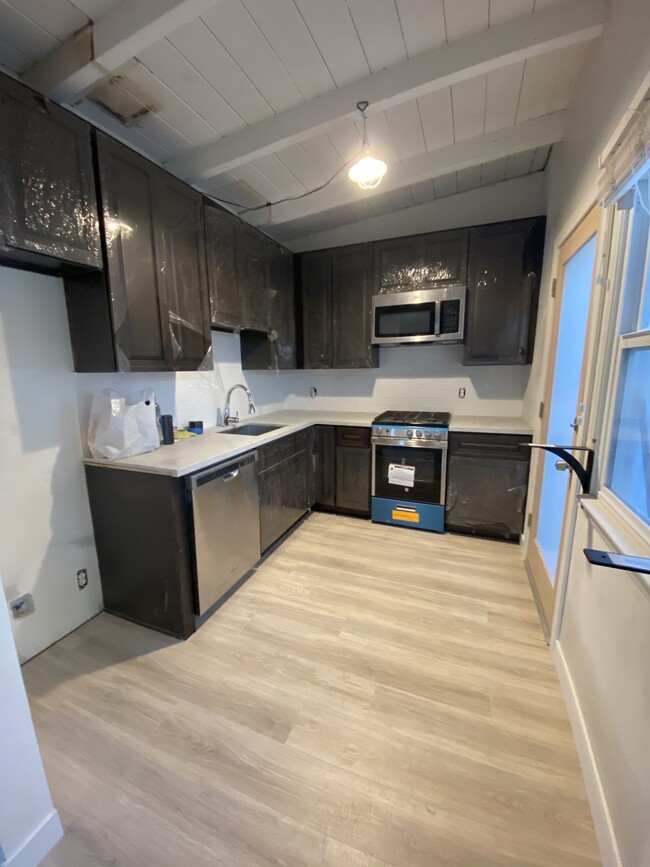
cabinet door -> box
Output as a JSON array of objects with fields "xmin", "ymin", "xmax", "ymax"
[
  {"xmin": 312, "ymin": 425, "xmax": 336, "ymax": 507},
  {"xmin": 268, "ymin": 242, "xmax": 296, "ymax": 369},
  {"xmin": 420, "ymin": 228, "xmax": 468, "ymax": 286},
  {"xmin": 300, "ymin": 249, "xmax": 332, "ymax": 368},
  {"xmin": 155, "ymin": 172, "xmax": 211, "ymax": 370},
  {"xmin": 95, "ymin": 133, "xmax": 170, "ymax": 371},
  {"xmin": 204, "ymin": 203, "xmax": 240, "ymax": 329},
  {"xmin": 0, "ymin": 75, "xmax": 100, "ymax": 269},
  {"xmin": 372, "ymin": 235, "xmax": 423, "ymax": 294},
  {"xmin": 332, "ymin": 244, "xmax": 377, "ymax": 369},
  {"xmin": 464, "ymin": 218, "xmax": 544, "ymax": 366},
  {"xmin": 259, "ymin": 450, "xmax": 308, "ymax": 552},
  {"xmin": 336, "ymin": 444, "xmax": 371, "ymax": 515},
  {"xmin": 445, "ymin": 433, "xmax": 532, "ymax": 540},
  {"xmin": 237, "ymin": 224, "xmax": 269, "ymax": 331}
]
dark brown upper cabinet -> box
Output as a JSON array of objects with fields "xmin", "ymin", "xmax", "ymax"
[
  {"xmin": 64, "ymin": 132, "xmax": 211, "ymax": 372},
  {"xmin": 236, "ymin": 224, "xmax": 269, "ymax": 332},
  {"xmin": 267, "ymin": 240, "xmax": 296, "ymax": 370},
  {"xmin": 0, "ymin": 73, "xmax": 101, "ymax": 273},
  {"xmin": 332, "ymin": 244, "xmax": 377, "ymax": 369},
  {"xmin": 204, "ymin": 203, "xmax": 240, "ymax": 330},
  {"xmin": 464, "ymin": 217, "xmax": 545, "ymax": 366},
  {"xmin": 300, "ymin": 249, "xmax": 333, "ymax": 368},
  {"xmin": 299, "ymin": 245, "xmax": 378, "ymax": 370},
  {"xmin": 373, "ymin": 228, "xmax": 468, "ymax": 294},
  {"xmin": 155, "ymin": 171, "xmax": 211, "ymax": 370}
]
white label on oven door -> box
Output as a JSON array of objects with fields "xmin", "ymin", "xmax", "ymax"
[{"xmin": 388, "ymin": 462, "xmax": 415, "ymax": 488}]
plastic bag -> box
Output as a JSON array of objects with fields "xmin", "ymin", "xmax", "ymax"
[{"xmin": 88, "ymin": 388, "xmax": 160, "ymax": 461}]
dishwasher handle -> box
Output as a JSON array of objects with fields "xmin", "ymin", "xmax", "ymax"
[{"xmin": 187, "ymin": 451, "xmax": 257, "ymax": 490}]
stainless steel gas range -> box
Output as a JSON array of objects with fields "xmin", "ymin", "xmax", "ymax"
[{"xmin": 371, "ymin": 410, "xmax": 451, "ymax": 532}]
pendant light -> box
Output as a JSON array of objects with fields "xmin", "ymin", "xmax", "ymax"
[{"xmin": 348, "ymin": 101, "xmax": 388, "ymax": 190}]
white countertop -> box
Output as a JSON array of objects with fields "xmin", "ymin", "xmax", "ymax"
[
  {"xmin": 84, "ymin": 410, "xmax": 532, "ymax": 477},
  {"xmin": 449, "ymin": 415, "xmax": 532, "ymax": 436}
]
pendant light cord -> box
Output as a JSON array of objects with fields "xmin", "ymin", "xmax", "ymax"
[{"xmin": 209, "ymin": 100, "xmax": 372, "ymax": 215}]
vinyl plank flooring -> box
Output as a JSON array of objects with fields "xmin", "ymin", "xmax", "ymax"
[{"xmin": 25, "ymin": 513, "xmax": 600, "ymax": 866}]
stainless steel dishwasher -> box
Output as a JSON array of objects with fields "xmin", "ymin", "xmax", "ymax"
[{"xmin": 187, "ymin": 451, "xmax": 261, "ymax": 614}]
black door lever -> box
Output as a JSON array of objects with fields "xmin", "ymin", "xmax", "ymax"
[
  {"xmin": 584, "ymin": 548, "xmax": 650, "ymax": 575},
  {"xmin": 521, "ymin": 443, "xmax": 594, "ymax": 494}
]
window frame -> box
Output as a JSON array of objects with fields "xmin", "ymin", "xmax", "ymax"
[{"xmin": 597, "ymin": 176, "xmax": 650, "ymax": 544}]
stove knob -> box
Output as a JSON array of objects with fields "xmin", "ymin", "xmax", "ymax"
[
  {"xmin": 434, "ymin": 430, "xmax": 441, "ymax": 440},
  {"xmin": 415, "ymin": 429, "xmax": 423, "ymax": 438},
  {"xmin": 425, "ymin": 430, "xmax": 432, "ymax": 439},
  {"xmin": 406, "ymin": 429, "xmax": 413, "ymax": 438}
]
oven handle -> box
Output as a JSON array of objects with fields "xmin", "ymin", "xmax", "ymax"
[{"xmin": 371, "ymin": 437, "xmax": 448, "ymax": 450}]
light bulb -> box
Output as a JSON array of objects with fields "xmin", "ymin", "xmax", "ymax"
[{"xmin": 348, "ymin": 153, "xmax": 388, "ymax": 189}]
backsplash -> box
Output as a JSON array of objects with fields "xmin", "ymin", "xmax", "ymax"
[{"xmin": 74, "ymin": 330, "xmax": 531, "ymax": 457}]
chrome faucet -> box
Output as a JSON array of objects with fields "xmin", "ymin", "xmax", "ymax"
[{"xmin": 223, "ymin": 384, "xmax": 256, "ymax": 426}]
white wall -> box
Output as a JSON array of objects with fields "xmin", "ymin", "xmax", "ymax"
[
  {"xmin": 524, "ymin": 2, "xmax": 650, "ymax": 425},
  {"xmin": 557, "ymin": 506, "xmax": 650, "ymax": 867},
  {"xmin": 286, "ymin": 172, "xmax": 546, "ymax": 252},
  {"xmin": 273, "ymin": 343, "xmax": 529, "ymax": 416},
  {"xmin": 0, "ymin": 267, "xmax": 103, "ymax": 663},
  {"xmin": 0, "ymin": 573, "xmax": 62, "ymax": 866},
  {"xmin": 520, "ymin": 3, "xmax": 650, "ymax": 865}
]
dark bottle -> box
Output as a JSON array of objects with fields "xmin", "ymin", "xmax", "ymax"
[{"xmin": 160, "ymin": 415, "xmax": 174, "ymax": 445}]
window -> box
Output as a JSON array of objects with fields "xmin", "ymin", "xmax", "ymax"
[{"xmin": 604, "ymin": 174, "xmax": 650, "ymax": 528}]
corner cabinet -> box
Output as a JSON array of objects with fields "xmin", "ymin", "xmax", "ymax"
[
  {"xmin": 464, "ymin": 218, "xmax": 545, "ymax": 366},
  {"xmin": 0, "ymin": 73, "xmax": 101, "ymax": 272},
  {"xmin": 64, "ymin": 132, "xmax": 211, "ymax": 372},
  {"xmin": 299, "ymin": 246, "xmax": 377, "ymax": 370},
  {"xmin": 300, "ymin": 249, "xmax": 333, "ymax": 368}
]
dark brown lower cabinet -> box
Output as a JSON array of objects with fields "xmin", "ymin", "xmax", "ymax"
[
  {"xmin": 259, "ymin": 435, "xmax": 309, "ymax": 553},
  {"xmin": 445, "ymin": 432, "xmax": 532, "ymax": 541},
  {"xmin": 85, "ymin": 466, "xmax": 196, "ymax": 639},
  {"xmin": 311, "ymin": 425, "xmax": 336, "ymax": 508},
  {"xmin": 335, "ymin": 427, "xmax": 371, "ymax": 516},
  {"xmin": 311, "ymin": 426, "xmax": 371, "ymax": 517}
]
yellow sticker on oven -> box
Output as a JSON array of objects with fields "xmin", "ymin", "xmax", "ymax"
[{"xmin": 392, "ymin": 509, "xmax": 420, "ymax": 523}]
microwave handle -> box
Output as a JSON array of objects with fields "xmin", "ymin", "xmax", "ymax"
[{"xmin": 434, "ymin": 299, "xmax": 441, "ymax": 336}]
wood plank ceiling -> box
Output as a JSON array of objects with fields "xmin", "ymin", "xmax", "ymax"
[{"xmin": 0, "ymin": 0, "xmax": 601, "ymax": 245}]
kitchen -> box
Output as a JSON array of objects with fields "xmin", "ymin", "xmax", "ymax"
[{"xmin": 0, "ymin": 1, "xmax": 649, "ymax": 866}]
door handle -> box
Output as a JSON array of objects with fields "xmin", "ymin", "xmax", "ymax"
[
  {"xmin": 584, "ymin": 548, "xmax": 650, "ymax": 575},
  {"xmin": 570, "ymin": 415, "xmax": 583, "ymax": 432}
]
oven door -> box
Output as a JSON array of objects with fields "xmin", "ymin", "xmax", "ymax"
[{"xmin": 372, "ymin": 441, "xmax": 447, "ymax": 506}]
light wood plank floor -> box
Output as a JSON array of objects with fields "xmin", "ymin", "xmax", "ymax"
[{"xmin": 23, "ymin": 514, "xmax": 601, "ymax": 866}]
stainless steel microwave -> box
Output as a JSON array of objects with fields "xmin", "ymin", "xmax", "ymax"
[{"xmin": 371, "ymin": 285, "xmax": 466, "ymax": 346}]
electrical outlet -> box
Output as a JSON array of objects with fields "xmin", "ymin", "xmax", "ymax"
[
  {"xmin": 10, "ymin": 593, "xmax": 35, "ymax": 619},
  {"xmin": 77, "ymin": 569, "xmax": 88, "ymax": 590},
  {"xmin": 458, "ymin": 387, "xmax": 466, "ymax": 399}
]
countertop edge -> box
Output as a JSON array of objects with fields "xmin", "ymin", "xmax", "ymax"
[{"xmin": 84, "ymin": 412, "xmax": 533, "ymax": 477}]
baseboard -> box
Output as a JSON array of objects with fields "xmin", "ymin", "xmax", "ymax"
[
  {"xmin": 1, "ymin": 810, "xmax": 62, "ymax": 867},
  {"xmin": 553, "ymin": 642, "xmax": 622, "ymax": 867}
]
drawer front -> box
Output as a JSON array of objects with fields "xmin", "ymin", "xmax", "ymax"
[
  {"xmin": 258, "ymin": 430, "xmax": 307, "ymax": 472},
  {"xmin": 449, "ymin": 432, "xmax": 531, "ymax": 460},
  {"xmin": 336, "ymin": 426, "xmax": 371, "ymax": 448}
]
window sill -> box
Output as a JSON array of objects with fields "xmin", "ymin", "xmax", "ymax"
[{"xmin": 579, "ymin": 495, "xmax": 650, "ymax": 593}]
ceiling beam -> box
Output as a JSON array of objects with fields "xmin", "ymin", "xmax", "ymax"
[
  {"xmin": 165, "ymin": 0, "xmax": 604, "ymax": 182},
  {"xmin": 245, "ymin": 112, "xmax": 565, "ymax": 228},
  {"xmin": 22, "ymin": 0, "xmax": 226, "ymax": 101}
]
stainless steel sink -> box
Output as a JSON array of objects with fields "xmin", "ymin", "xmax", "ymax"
[{"xmin": 218, "ymin": 423, "xmax": 285, "ymax": 437}]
